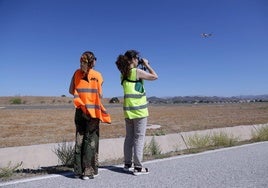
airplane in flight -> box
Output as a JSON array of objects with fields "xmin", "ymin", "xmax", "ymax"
[{"xmin": 201, "ymin": 33, "xmax": 212, "ymax": 38}]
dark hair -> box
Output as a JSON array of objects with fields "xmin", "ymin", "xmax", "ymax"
[
  {"xmin": 115, "ymin": 50, "xmax": 139, "ymax": 77},
  {"xmin": 124, "ymin": 50, "xmax": 139, "ymax": 60},
  {"xmin": 80, "ymin": 51, "xmax": 97, "ymax": 68}
]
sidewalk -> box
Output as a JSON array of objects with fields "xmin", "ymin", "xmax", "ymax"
[{"xmin": 0, "ymin": 124, "xmax": 267, "ymax": 169}]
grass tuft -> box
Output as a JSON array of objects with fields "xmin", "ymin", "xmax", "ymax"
[
  {"xmin": 0, "ymin": 161, "xmax": 23, "ymax": 179},
  {"xmin": 211, "ymin": 132, "xmax": 238, "ymax": 147},
  {"xmin": 186, "ymin": 131, "xmax": 238, "ymax": 149},
  {"xmin": 144, "ymin": 136, "xmax": 162, "ymax": 157},
  {"xmin": 252, "ymin": 126, "xmax": 268, "ymax": 141},
  {"xmin": 186, "ymin": 133, "xmax": 211, "ymax": 148}
]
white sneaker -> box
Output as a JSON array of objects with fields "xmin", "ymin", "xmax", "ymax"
[
  {"xmin": 133, "ymin": 167, "xmax": 149, "ymax": 176},
  {"xmin": 123, "ymin": 164, "xmax": 133, "ymax": 172},
  {"xmin": 94, "ymin": 173, "xmax": 99, "ymax": 178},
  {"xmin": 81, "ymin": 176, "xmax": 90, "ymax": 180}
]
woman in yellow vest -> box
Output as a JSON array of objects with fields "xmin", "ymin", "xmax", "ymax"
[
  {"xmin": 69, "ymin": 51, "xmax": 111, "ymax": 180},
  {"xmin": 115, "ymin": 50, "xmax": 158, "ymax": 175}
]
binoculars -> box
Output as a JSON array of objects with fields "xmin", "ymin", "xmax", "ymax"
[{"xmin": 138, "ymin": 58, "xmax": 146, "ymax": 71}]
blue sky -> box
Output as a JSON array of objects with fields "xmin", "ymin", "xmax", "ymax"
[{"xmin": 0, "ymin": 0, "xmax": 267, "ymax": 98}]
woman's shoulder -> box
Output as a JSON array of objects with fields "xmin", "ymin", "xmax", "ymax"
[
  {"xmin": 129, "ymin": 68, "xmax": 138, "ymax": 79},
  {"xmin": 90, "ymin": 69, "xmax": 102, "ymax": 77},
  {"xmin": 73, "ymin": 69, "xmax": 82, "ymax": 76}
]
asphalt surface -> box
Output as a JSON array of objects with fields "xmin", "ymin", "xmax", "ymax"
[{"xmin": 1, "ymin": 142, "xmax": 267, "ymax": 188}]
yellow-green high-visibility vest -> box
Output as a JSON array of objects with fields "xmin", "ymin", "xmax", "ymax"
[{"xmin": 121, "ymin": 68, "xmax": 148, "ymax": 119}]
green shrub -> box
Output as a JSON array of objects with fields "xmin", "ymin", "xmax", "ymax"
[{"xmin": 9, "ymin": 98, "xmax": 22, "ymax": 104}]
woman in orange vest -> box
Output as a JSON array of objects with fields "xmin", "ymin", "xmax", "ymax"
[{"xmin": 69, "ymin": 51, "xmax": 111, "ymax": 180}]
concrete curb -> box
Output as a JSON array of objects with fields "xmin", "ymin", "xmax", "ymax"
[{"xmin": 0, "ymin": 124, "xmax": 267, "ymax": 169}]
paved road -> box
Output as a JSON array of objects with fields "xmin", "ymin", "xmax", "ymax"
[{"xmin": 1, "ymin": 142, "xmax": 268, "ymax": 188}]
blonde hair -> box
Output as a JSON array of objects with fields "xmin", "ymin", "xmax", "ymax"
[{"xmin": 80, "ymin": 51, "xmax": 96, "ymax": 68}]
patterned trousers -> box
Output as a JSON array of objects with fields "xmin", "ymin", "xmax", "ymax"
[{"xmin": 73, "ymin": 108, "xmax": 100, "ymax": 176}]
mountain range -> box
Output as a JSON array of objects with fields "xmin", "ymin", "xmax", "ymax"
[{"xmin": 147, "ymin": 94, "xmax": 268, "ymax": 104}]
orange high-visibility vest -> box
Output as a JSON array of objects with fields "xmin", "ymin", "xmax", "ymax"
[{"xmin": 73, "ymin": 69, "xmax": 111, "ymax": 124}]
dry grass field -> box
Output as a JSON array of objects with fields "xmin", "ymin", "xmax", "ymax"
[{"xmin": 1, "ymin": 96, "xmax": 268, "ymax": 148}]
